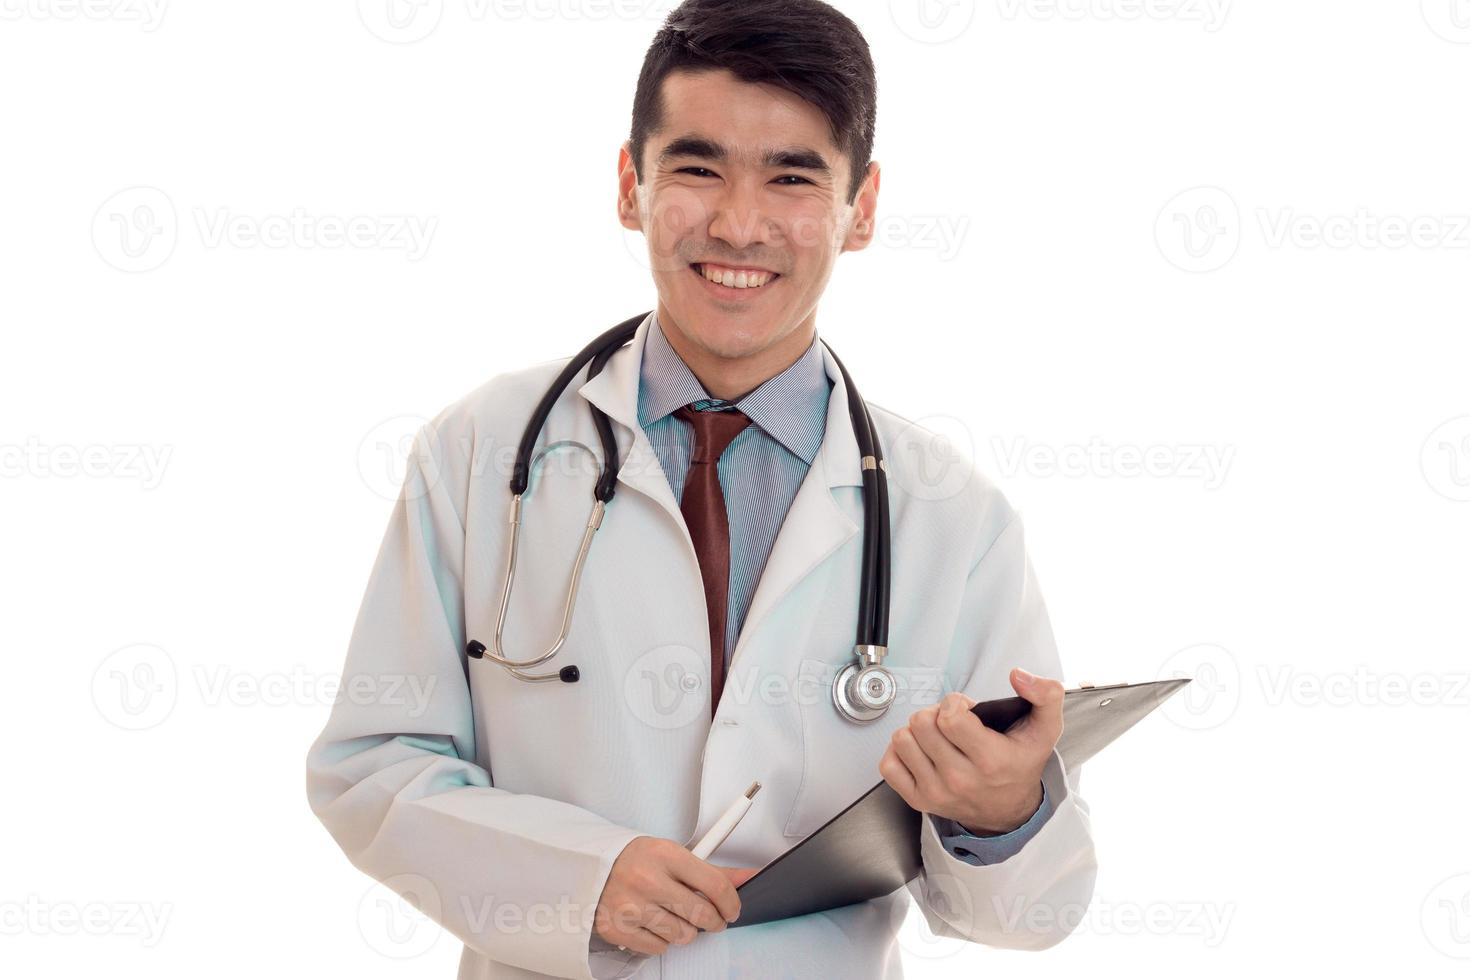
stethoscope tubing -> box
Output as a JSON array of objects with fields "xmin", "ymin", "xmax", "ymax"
[{"xmin": 473, "ymin": 311, "xmax": 892, "ymax": 702}]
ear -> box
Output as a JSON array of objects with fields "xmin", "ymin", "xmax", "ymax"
[
  {"xmin": 840, "ymin": 160, "xmax": 881, "ymax": 253},
  {"xmin": 617, "ymin": 141, "xmax": 642, "ymax": 232}
]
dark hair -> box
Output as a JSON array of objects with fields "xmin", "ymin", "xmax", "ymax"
[{"xmin": 628, "ymin": 0, "xmax": 877, "ymax": 205}]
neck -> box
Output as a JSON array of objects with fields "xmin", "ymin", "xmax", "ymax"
[{"xmin": 656, "ymin": 303, "xmax": 817, "ymax": 400}]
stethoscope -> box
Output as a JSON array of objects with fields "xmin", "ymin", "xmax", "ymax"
[{"xmin": 465, "ymin": 311, "xmax": 899, "ymax": 724}]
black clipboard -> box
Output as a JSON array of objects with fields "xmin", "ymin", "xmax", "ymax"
[{"xmin": 729, "ymin": 677, "xmax": 1191, "ymax": 927}]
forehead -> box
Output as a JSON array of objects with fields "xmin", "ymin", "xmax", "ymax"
[{"xmin": 653, "ymin": 69, "xmax": 839, "ymax": 163}]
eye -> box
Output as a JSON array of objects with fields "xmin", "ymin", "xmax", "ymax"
[
  {"xmin": 773, "ymin": 175, "xmax": 813, "ymax": 185},
  {"xmin": 677, "ymin": 167, "xmax": 717, "ymax": 178}
]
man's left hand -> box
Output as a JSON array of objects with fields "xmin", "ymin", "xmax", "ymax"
[{"xmin": 877, "ymin": 667, "xmax": 1064, "ymax": 834}]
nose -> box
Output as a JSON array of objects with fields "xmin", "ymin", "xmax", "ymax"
[{"xmin": 706, "ymin": 179, "xmax": 773, "ymax": 252}]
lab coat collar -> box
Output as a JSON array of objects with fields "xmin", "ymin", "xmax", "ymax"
[
  {"xmin": 576, "ymin": 311, "xmax": 866, "ymax": 493},
  {"xmin": 637, "ymin": 310, "xmax": 832, "ymax": 468}
]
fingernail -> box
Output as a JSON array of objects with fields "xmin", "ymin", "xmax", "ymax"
[{"xmin": 1015, "ymin": 668, "xmax": 1035, "ymax": 685}]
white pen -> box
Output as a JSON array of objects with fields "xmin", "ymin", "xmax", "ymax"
[
  {"xmin": 691, "ymin": 780, "xmax": 761, "ymax": 860},
  {"xmin": 614, "ymin": 782, "xmax": 762, "ymax": 953}
]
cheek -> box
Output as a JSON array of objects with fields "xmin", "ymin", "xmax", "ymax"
[
  {"xmin": 646, "ymin": 186, "xmax": 711, "ymax": 252},
  {"xmin": 773, "ymin": 201, "xmax": 842, "ymax": 255}
]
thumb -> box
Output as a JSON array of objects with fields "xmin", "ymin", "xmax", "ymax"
[
  {"xmin": 718, "ymin": 866, "xmax": 762, "ymax": 888},
  {"xmin": 1009, "ymin": 667, "xmax": 1065, "ymax": 742}
]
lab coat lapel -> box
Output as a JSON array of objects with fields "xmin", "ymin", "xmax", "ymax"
[
  {"xmin": 574, "ymin": 313, "xmax": 685, "ymax": 529},
  {"xmin": 730, "ymin": 342, "xmax": 866, "ymax": 667}
]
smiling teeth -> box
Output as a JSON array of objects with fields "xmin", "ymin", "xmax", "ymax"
[{"xmin": 700, "ymin": 264, "xmax": 772, "ymax": 288}]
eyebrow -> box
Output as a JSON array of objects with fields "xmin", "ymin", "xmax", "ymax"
[{"xmin": 657, "ymin": 134, "xmax": 832, "ymax": 176}]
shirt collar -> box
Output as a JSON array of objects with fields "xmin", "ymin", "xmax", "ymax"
[{"xmin": 637, "ymin": 310, "xmax": 832, "ymax": 465}]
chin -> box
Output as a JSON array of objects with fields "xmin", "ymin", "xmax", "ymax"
[
  {"xmin": 662, "ymin": 301, "xmax": 767, "ymax": 356},
  {"xmin": 688, "ymin": 315, "xmax": 778, "ymax": 359}
]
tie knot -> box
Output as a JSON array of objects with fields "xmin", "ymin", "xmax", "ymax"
[{"xmin": 674, "ymin": 404, "xmax": 753, "ymax": 463}]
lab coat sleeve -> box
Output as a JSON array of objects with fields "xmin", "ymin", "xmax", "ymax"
[
  {"xmin": 904, "ymin": 512, "xmax": 1098, "ymax": 951},
  {"xmin": 304, "ymin": 425, "xmax": 647, "ymax": 980}
]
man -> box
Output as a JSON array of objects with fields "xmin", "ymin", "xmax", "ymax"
[{"xmin": 305, "ymin": 2, "xmax": 1096, "ymax": 977}]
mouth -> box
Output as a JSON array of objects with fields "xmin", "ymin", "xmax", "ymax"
[{"xmin": 689, "ymin": 261, "xmax": 781, "ymax": 295}]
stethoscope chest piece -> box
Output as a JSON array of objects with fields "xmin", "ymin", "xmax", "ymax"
[{"xmin": 831, "ymin": 644, "xmax": 898, "ymax": 724}]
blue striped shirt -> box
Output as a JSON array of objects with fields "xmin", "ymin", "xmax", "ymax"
[
  {"xmin": 637, "ymin": 314, "xmax": 831, "ymax": 666},
  {"xmin": 635, "ymin": 312, "xmax": 1052, "ymax": 862}
]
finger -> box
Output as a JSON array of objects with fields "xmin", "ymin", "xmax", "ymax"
[
  {"xmin": 670, "ymin": 853, "xmax": 741, "ymax": 924},
  {"xmin": 933, "ymin": 691, "xmax": 1011, "ymax": 765},
  {"xmin": 891, "ymin": 725, "xmax": 938, "ymax": 794},
  {"xmin": 907, "ymin": 703, "xmax": 974, "ymax": 775},
  {"xmin": 640, "ymin": 903, "xmax": 697, "ymax": 947},
  {"xmin": 1009, "ymin": 669, "xmax": 1065, "ymax": 745},
  {"xmin": 598, "ymin": 902, "xmax": 671, "ymax": 956},
  {"xmin": 718, "ymin": 866, "xmax": 761, "ymax": 889},
  {"xmin": 656, "ymin": 877, "xmax": 727, "ymax": 934},
  {"xmin": 878, "ymin": 744, "xmax": 918, "ymax": 804}
]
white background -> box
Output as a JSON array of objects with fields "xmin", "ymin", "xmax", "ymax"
[{"xmin": 3, "ymin": 0, "xmax": 1469, "ymax": 976}]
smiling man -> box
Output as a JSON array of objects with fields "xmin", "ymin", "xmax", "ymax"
[
  {"xmin": 616, "ymin": 63, "xmax": 864, "ymax": 398},
  {"xmin": 306, "ymin": 2, "xmax": 1096, "ymax": 978}
]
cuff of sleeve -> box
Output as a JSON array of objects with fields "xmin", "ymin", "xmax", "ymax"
[
  {"xmin": 932, "ymin": 781, "xmax": 1053, "ymax": 866},
  {"xmin": 588, "ymin": 934, "xmax": 651, "ymax": 979}
]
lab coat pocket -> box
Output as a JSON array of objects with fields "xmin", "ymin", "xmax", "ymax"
[{"xmin": 783, "ymin": 657, "xmax": 952, "ymax": 839}]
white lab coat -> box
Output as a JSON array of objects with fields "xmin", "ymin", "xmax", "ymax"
[{"xmin": 305, "ymin": 313, "xmax": 1097, "ymax": 979}]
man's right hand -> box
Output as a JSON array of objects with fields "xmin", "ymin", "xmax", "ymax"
[{"xmin": 593, "ymin": 836, "xmax": 760, "ymax": 956}]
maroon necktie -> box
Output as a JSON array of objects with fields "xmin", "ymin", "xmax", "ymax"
[{"xmin": 673, "ymin": 404, "xmax": 753, "ymax": 719}]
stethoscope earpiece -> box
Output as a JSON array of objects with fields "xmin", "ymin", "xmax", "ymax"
[{"xmin": 465, "ymin": 640, "xmax": 579, "ymax": 683}]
